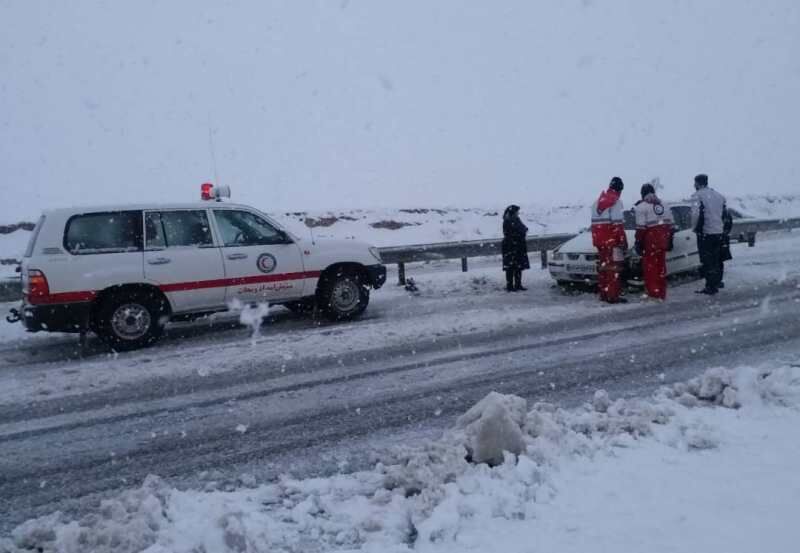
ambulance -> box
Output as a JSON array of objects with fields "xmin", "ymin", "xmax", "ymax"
[{"xmin": 10, "ymin": 185, "xmax": 387, "ymax": 350}]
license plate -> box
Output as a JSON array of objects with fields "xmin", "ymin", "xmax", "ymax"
[{"xmin": 566, "ymin": 263, "xmax": 596, "ymax": 274}]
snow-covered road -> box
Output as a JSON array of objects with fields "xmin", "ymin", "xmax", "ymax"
[{"xmin": 0, "ymin": 233, "xmax": 799, "ymax": 534}]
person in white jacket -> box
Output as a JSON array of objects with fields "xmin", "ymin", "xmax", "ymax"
[{"xmin": 691, "ymin": 174, "xmax": 726, "ymax": 295}]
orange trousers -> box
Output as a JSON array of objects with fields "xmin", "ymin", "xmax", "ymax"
[
  {"xmin": 597, "ymin": 247, "xmax": 623, "ymax": 303},
  {"xmin": 642, "ymin": 248, "xmax": 667, "ymax": 299}
]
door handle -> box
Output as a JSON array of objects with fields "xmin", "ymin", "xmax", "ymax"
[
  {"xmin": 147, "ymin": 257, "xmax": 171, "ymax": 265},
  {"xmin": 226, "ymin": 253, "xmax": 248, "ymax": 260}
]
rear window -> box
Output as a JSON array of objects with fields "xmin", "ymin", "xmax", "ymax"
[
  {"xmin": 671, "ymin": 206, "xmax": 693, "ymax": 230},
  {"xmin": 64, "ymin": 211, "xmax": 143, "ymax": 255},
  {"xmin": 24, "ymin": 215, "xmax": 46, "ymax": 258},
  {"xmin": 624, "ymin": 205, "xmax": 691, "ymax": 231}
]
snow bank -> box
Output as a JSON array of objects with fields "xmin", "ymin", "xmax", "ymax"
[{"xmin": 3, "ymin": 364, "xmax": 800, "ymax": 553}]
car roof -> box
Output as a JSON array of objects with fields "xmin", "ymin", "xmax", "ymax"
[{"xmin": 42, "ymin": 202, "xmax": 258, "ymax": 217}]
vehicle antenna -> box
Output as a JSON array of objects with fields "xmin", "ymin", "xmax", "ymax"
[
  {"xmin": 650, "ymin": 176, "xmax": 662, "ymax": 192},
  {"xmin": 208, "ymin": 113, "xmax": 220, "ymax": 187}
]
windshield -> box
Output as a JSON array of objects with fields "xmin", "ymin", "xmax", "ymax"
[{"xmin": 623, "ymin": 205, "xmax": 692, "ymax": 231}]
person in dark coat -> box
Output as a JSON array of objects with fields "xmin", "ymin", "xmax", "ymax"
[
  {"xmin": 719, "ymin": 204, "xmax": 733, "ymax": 288},
  {"xmin": 502, "ymin": 205, "xmax": 530, "ymax": 291}
]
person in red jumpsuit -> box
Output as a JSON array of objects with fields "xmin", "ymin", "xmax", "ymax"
[
  {"xmin": 591, "ymin": 177, "xmax": 628, "ymax": 303},
  {"xmin": 633, "ymin": 183, "xmax": 674, "ymax": 300}
]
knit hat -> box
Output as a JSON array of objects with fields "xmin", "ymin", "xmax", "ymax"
[{"xmin": 694, "ymin": 174, "xmax": 708, "ymax": 187}]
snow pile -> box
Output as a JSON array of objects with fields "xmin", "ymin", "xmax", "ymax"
[
  {"xmin": 7, "ymin": 476, "xmax": 171, "ymax": 553},
  {"xmin": 3, "ymin": 364, "xmax": 800, "ymax": 553},
  {"xmin": 454, "ymin": 391, "xmax": 527, "ymax": 466},
  {"xmin": 662, "ymin": 366, "xmax": 741, "ymax": 409}
]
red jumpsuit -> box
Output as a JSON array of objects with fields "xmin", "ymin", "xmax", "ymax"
[
  {"xmin": 634, "ymin": 195, "xmax": 674, "ymax": 300},
  {"xmin": 591, "ymin": 189, "xmax": 628, "ymax": 303}
]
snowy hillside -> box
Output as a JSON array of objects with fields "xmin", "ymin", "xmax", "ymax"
[{"xmin": 276, "ymin": 194, "xmax": 800, "ymax": 246}]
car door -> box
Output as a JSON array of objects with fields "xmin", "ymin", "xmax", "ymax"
[
  {"xmin": 667, "ymin": 205, "xmax": 699, "ymax": 274},
  {"xmin": 211, "ymin": 208, "xmax": 307, "ymax": 304},
  {"xmin": 143, "ymin": 209, "xmax": 227, "ymax": 313}
]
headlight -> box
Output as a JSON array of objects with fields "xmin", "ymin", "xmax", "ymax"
[
  {"xmin": 369, "ymin": 247, "xmax": 383, "ymax": 263},
  {"xmin": 552, "ymin": 252, "xmax": 563, "ymax": 261}
]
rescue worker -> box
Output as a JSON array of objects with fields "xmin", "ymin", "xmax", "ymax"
[
  {"xmin": 591, "ymin": 177, "xmax": 628, "ymax": 303},
  {"xmin": 634, "ymin": 183, "xmax": 674, "ymax": 300},
  {"xmin": 502, "ymin": 205, "xmax": 530, "ymax": 291},
  {"xmin": 691, "ymin": 174, "xmax": 726, "ymax": 295}
]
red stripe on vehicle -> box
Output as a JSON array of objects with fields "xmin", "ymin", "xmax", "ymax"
[
  {"xmin": 27, "ymin": 291, "xmax": 97, "ymax": 305},
  {"xmin": 26, "ymin": 272, "xmax": 321, "ymax": 305},
  {"xmin": 158, "ymin": 271, "xmax": 322, "ymax": 293}
]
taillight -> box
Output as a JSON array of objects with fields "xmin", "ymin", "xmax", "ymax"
[{"xmin": 26, "ymin": 270, "xmax": 50, "ymax": 304}]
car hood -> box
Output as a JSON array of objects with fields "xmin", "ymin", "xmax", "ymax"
[
  {"xmin": 295, "ymin": 237, "xmax": 374, "ymax": 253},
  {"xmin": 556, "ymin": 230, "xmax": 636, "ymax": 254}
]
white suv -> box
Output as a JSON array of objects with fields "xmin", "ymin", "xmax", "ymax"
[{"xmin": 12, "ymin": 188, "xmax": 386, "ymax": 350}]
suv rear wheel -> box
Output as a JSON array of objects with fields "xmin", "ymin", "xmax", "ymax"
[
  {"xmin": 318, "ymin": 269, "xmax": 369, "ymax": 321},
  {"xmin": 95, "ymin": 289, "xmax": 168, "ymax": 351}
]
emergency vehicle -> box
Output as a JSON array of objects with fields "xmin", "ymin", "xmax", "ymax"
[{"xmin": 10, "ymin": 185, "xmax": 387, "ymax": 350}]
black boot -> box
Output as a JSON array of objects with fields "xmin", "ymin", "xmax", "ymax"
[
  {"xmin": 514, "ymin": 270, "xmax": 527, "ymax": 291},
  {"xmin": 505, "ymin": 270, "xmax": 514, "ymax": 292}
]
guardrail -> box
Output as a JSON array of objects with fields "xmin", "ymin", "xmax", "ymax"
[
  {"xmin": 729, "ymin": 216, "xmax": 800, "ymax": 236},
  {"xmin": 0, "ymin": 217, "xmax": 797, "ymax": 301},
  {"xmin": 379, "ymin": 233, "xmax": 577, "ymax": 285}
]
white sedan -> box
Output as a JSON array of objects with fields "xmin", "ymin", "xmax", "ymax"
[{"xmin": 548, "ymin": 203, "xmax": 709, "ymax": 286}]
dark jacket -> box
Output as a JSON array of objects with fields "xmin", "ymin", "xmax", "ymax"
[
  {"xmin": 720, "ymin": 205, "xmax": 733, "ymax": 262},
  {"xmin": 502, "ymin": 207, "xmax": 530, "ymax": 271}
]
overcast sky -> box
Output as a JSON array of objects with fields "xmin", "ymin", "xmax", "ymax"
[{"xmin": 1, "ymin": 0, "xmax": 799, "ymax": 221}]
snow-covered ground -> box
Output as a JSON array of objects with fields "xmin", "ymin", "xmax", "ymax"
[
  {"xmin": 1, "ymin": 218, "xmax": 799, "ymax": 550},
  {"xmin": 2, "ymin": 230, "xmax": 798, "ymax": 409},
  {"xmin": 3, "ymin": 363, "xmax": 798, "ymax": 553}
]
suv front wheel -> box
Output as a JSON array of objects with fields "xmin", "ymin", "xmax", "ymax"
[
  {"xmin": 318, "ymin": 269, "xmax": 370, "ymax": 321},
  {"xmin": 95, "ymin": 289, "xmax": 168, "ymax": 351}
]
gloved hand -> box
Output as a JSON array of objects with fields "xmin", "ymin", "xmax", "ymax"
[{"xmin": 634, "ymin": 240, "xmax": 644, "ymax": 256}]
